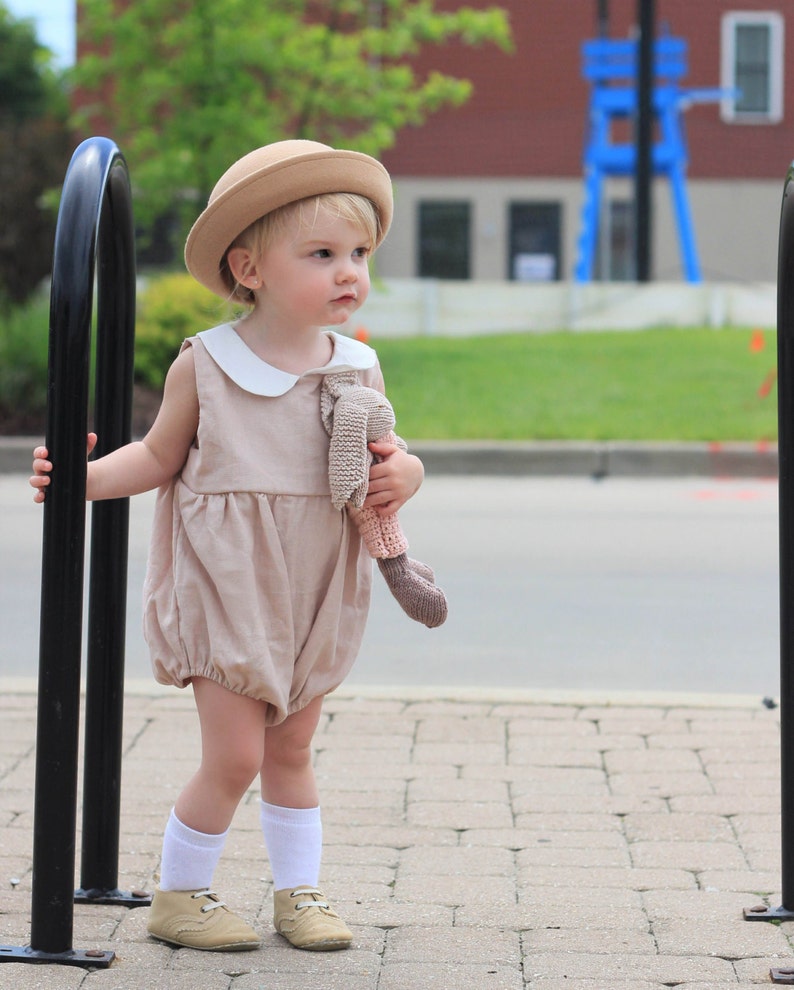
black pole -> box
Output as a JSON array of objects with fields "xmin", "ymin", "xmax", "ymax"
[
  {"xmin": 596, "ymin": 0, "xmax": 609, "ymax": 38},
  {"xmin": 76, "ymin": 151, "xmax": 147, "ymax": 908},
  {"xmin": 0, "ymin": 136, "xmax": 135, "ymax": 968},
  {"xmin": 635, "ymin": 0, "xmax": 654, "ymax": 281},
  {"xmin": 779, "ymin": 165, "xmax": 794, "ymax": 916},
  {"xmin": 27, "ymin": 147, "xmax": 95, "ymax": 960},
  {"xmin": 744, "ymin": 170, "xmax": 794, "ymax": 984}
]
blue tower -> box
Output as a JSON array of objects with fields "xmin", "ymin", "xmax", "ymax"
[{"xmin": 575, "ymin": 34, "xmax": 728, "ymax": 282}]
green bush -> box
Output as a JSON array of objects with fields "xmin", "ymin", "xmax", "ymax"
[
  {"xmin": 0, "ymin": 275, "xmax": 239, "ymax": 431},
  {"xmin": 134, "ymin": 274, "xmax": 240, "ymax": 388},
  {"xmin": 0, "ymin": 296, "xmax": 50, "ymax": 428}
]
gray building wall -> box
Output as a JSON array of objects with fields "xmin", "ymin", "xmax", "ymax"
[{"xmin": 376, "ymin": 176, "xmax": 782, "ymax": 285}]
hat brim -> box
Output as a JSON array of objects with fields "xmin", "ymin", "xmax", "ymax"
[{"xmin": 185, "ymin": 144, "xmax": 393, "ymax": 298}]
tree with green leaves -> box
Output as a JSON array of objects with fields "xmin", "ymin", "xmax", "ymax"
[
  {"xmin": 0, "ymin": 4, "xmax": 71, "ymax": 303},
  {"xmin": 74, "ymin": 0, "xmax": 512, "ymax": 245}
]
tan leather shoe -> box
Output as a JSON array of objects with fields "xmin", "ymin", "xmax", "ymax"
[
  {"xmin": 147, "ymin": 888, "xmax": 260, "ymax": 951},
  {"xmin": 273, "ymin": 887, "xmax": 352, "ymax": 951}
]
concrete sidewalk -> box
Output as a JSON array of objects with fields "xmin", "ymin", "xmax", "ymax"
[{"xmin": 0, "ymin": 685, "xmax": 789, "ymax": 989}]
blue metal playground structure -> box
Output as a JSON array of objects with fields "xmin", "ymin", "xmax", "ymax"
[{"xmin": 575, "ymin": 34, "xmax": 731, "ymax": 283}]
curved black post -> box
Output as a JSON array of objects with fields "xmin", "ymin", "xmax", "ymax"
[
  {"xmin": 745, "ymin": 165, "xmax": 794, "ymax": 988},
  {"xmin": 778, "ymin": 165, "xmax": 794, "ymax": 918},
  {"xmin": 32, "ymin": 138, "xmax": 114, "ymax": 959},
  {"xmin": 0, "ymin": 137, "xmax": 136, "ymax": 967},
  {"xmin": 76, "ymin": 146, "xmax": 148, "ymax": 907}
]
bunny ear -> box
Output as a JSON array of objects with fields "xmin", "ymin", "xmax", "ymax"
[
  {"xmin": 320, "ymin": 371, "xmax": 360, "ymax": 436},
  {"xmin": 328, "ymin": 400, "xmax": 371, "ymax": 509},
  {"xmin": 320, "ymin": 382, "xmax": 335, "ymax": 436},
  {"xmin": 323, "ymin": 370, "xmax": 359, "ymax": 399}
]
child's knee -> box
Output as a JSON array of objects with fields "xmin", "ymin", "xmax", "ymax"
[
  {"xmin": 267, "ymin": 734, "xmax": 312, "ymax": 774},
  {"xmin": 263, "ymin": 698, "xmax": 323, "ymax": 774},
  {"xmin": 203, "ymin": 743, "xmax": 263, "ymax": 797}
]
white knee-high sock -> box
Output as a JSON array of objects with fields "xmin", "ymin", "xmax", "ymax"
[
  {"xmin": 260, "ymin": 800, "xmax": 322, "ymax": 891},
  {"xmin": 159, "ymin": 808, "xmax": 229, "ymax": 892}
]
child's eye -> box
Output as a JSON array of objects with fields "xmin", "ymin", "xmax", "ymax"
[
  {"xmin": 313, "ymin": 248, "xmax": 332, "ymax": 259},
  {"xmin": 354, "ymin": 247, "xmax": 370, "ymax": 259}
]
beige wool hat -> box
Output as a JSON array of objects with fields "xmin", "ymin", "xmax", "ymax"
[{"xmin": 185, "ymin": 139, "xmax": 393, "ymax": 298}]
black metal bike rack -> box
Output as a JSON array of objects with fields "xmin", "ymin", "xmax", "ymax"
[
  {"xmin": 0, "ymin": 136, "xmax": 148, "ymax": 969},
  {"xmin": 743, "ymin": 163, "xmax": 794, "ymax": 985}
]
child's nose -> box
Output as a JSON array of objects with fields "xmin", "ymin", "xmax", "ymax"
[{"xmin": 337, "ymin": 261, "xmax": 358, "ymax": 282}]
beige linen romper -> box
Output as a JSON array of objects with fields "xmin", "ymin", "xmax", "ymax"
[{"xmin": 143, "ymin": 324, "xmax": 381, "ymax": 724}]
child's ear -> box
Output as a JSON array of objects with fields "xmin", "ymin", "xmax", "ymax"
[{"xmin": 226, "ymin": 246, "xmax": 260, "ymax": 287}]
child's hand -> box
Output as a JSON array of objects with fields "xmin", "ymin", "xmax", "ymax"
[
  {"xmin": 363, "ymin": 441, "xmax": 424, "ymax": 516},
  {"xmin": 29, "ymin": 433, "xmax": 98, "ymax": 503}
]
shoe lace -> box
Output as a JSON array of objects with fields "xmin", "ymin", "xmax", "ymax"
[
  {"xmin": 191, "ymin": 889, "xmax": 227, "ymax": 914},
  {"xmin": 289, "ymin": 887, "xmax": 330, "ymax": 911}
]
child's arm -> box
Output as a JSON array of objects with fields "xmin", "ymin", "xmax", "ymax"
[
  {"xmin": 30, "ymin": 347, "xmax": 199, "ymax": 503},
  {"xmin": 363, "ymin": 440, "xmax": 424, "ymax": 516}
]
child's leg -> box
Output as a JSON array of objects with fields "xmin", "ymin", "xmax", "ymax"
[
  {"xmin": 259, "ymin": 697, "xmax": 352, "ymax": 951},
  {"xmin": 260, "ymin": 695, "xmax": 324, "ymax": 808},
  {"xmin": 159, "ymin": 678, "xmax": 267, "ymax": 889},
  {"xmin": 260, "ymin": 697, "xmax": 324, "ymax": 890},
  {"xmin": 177, "ymin": 677, "xmax": 269, "ymax": 832},
  {"xmin": 148, "ymin": 678, "xmax": 266, "ymax": 952}
]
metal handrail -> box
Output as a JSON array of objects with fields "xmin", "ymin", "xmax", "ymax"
[
  {"xmin": 744, "ymin": 163, "xmax": 794, "ymax": 987},
  {"xmin": 0, "ymin": 136, "xmax": 138, "ymax": 967}
]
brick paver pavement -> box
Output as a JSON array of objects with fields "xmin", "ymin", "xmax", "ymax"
[{"xmin": 0, "ymin": 687, "xmax": 789, "ymax": 989}]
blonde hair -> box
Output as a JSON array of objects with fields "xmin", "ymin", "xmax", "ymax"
[{"xmin": 221, "ymin": 192, "xmax": 381, "ymax": 305}]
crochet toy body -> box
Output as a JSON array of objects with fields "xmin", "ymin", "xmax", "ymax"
[{"xmin": 321, "ymin": 371, "xmax": 448, "ymax": 628}]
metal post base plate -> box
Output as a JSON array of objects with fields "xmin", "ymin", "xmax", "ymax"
[
  {"xmin": 0, "ymin": 945, "xmax": 115, "ymax": 967},
  {"xmin": 75, "ymin": 886, "xmax": 152, "ymax": 908},
  {"xmin": 744, "ymin": 904, "xmax": 794, "ymax": 922},
  {"xmin": 772, "ymin": 968, "xmax": 794, "ymax": 984}
]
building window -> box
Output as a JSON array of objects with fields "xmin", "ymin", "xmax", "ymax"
[
  {"xmin": 508, "ymin": 202, "xmax": 562, "ymax": 281},
  {"xmin": 418, "ymin": 202, "xmax": 470, "ymax": 279},
  {"xmin": 596, "ymin": 200, "xmax": 634, "ymax": 281},
  {"xmin": 720, "ymin": 11, "xmax": 784, "ymax": 123}
]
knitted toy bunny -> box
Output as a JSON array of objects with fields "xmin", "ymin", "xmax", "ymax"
[{"xmin": 321, "ymin": 371, "xmax": 448, "ymax": 628}]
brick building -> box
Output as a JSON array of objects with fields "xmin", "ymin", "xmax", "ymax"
[{"xmin": 375, "ymin": 0, "xmax": 791, "ymax": 284}]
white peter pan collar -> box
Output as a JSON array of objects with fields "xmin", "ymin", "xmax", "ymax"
[{"xmin": 196, "ymin": 323, "xmax": 377, "ymax": 396}]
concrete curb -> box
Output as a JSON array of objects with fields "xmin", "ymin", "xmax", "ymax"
[
  {"xmin": 411, "ymin": 439, "xmax": 779, "ymax": 478},
  {"xmin": 0, "ymin": 436, "xmax": 780, "ymax": 477},
  {"xmin": 0, "ymin": 676, "xmax": 774, "ymax": 709}
]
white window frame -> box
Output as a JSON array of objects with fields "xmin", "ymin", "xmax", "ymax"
[{"xmin": 720, "ymin": 10, "xmax": 784, "ymax": 123}]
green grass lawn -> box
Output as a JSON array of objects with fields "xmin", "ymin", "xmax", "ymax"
[{"xmin": 374, "ymin": 327, "xmax": 778, "ymax": 442}]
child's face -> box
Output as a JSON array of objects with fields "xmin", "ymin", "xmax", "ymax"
[{"xmin": 253, "ymin": 206, "xmax": 372, "ymax": 330}]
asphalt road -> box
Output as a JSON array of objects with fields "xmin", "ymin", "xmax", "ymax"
[{"xmin": 0, "ymin": 473, "xmax": 780, "ymax": 698}]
